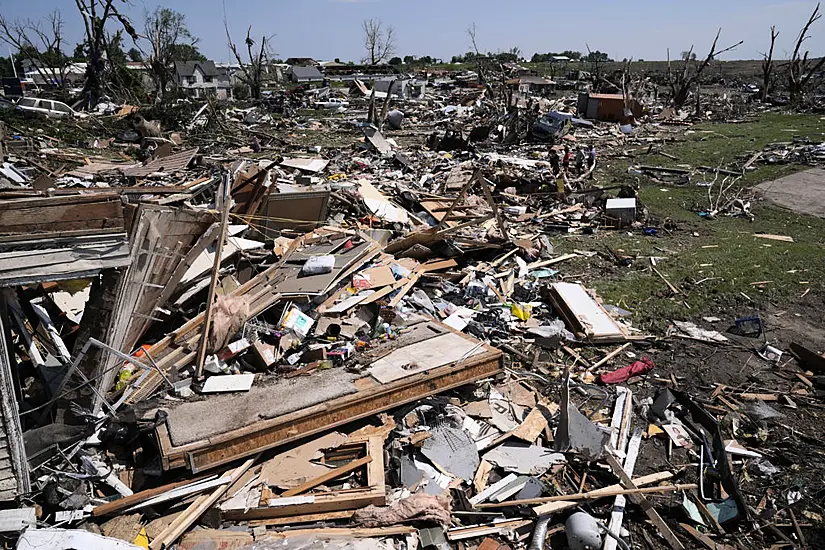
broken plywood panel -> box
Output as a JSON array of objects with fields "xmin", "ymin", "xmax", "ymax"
[
  {"xmin": 549, "ymin": 282, "xmax": 626, "ymax": 342},
  {"xmin": 280, "ymin": 157, "xmax": 330, "ymax": 173},
  {"xmin": 155, "ymin": 321, "xmax": 502, "ymax": 473},
  {"xmin": 0, "ymin": 235, "xmax": 130, "ymax": 286},
  {"xmin": 368, "ymin": 332, "xmax": 486, "ymax": 384},
  {"xmin": 0, "ymin": 194, "xmax": 124, "ymax": 236}
]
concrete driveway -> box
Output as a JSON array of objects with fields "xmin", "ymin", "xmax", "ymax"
[{"xmin": 756, "ymin": 168, "xmax": 825, "ymax": 218}]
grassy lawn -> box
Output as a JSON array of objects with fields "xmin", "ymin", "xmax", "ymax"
[{"xmin": 555, "ymin": 112, "xmax": 825, "ymax": 330}]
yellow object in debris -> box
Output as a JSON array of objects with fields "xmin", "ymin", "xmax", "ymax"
[
  {"xmin": 646, "ymin": 424, "xmax": 665, "ymax": 438},
  {"xmin": 511, "ymin": 303, "xmax": 532, "ymax": 321},
  {"xmin": 134, "ymin": 528, "xmax": 149, "ymax": 549},
  {"xmin": 556, "ymin": 178, "xmax": 565, "ymax": 193},
  {"xmin": 114, "ymin": 366, "xmax": 134, "ymax": 392}
]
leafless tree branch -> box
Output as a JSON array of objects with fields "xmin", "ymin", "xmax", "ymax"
[{"xmin": 361, "ymin": 18, "xmax": 396, "ymax": 65}]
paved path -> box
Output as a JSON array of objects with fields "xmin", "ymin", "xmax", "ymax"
[{"xmin": 756, "ymin": 168, "xmax": 825, "ymax": 218}]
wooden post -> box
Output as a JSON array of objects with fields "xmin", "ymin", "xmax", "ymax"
[
  {"xmin": 194, "ymin": 172, "xmax": 232, "ymax": 381},
  {"xmin": 605, "ymin": 453, "xmax": 685, "ymax": 550},
  {"xmin": 0, "ymin": 121, "xmax": 6, "ymax": 162}
]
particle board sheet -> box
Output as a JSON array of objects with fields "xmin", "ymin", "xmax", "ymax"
[
  {"xmin": 368, "ymin": 332, "xmax": 486, "ymax": 384},
  {"xmin": 549, "ymin": 282, "xmax": 626, "ymax": 342},
  {"xmin": 259, "ymin": 189, "xmax": 331, "ymax": 233},
  {"xmin": 274, "ymin": 241, "xmax": 375, "ymax": 296},
  {"xmin": 154, "ymin": 321, "xmax": 502, "ymax": 473}
]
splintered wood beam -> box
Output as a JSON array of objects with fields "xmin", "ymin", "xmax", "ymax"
[
  {"xmin": 605, "ymin": 453, "xmax": 685, "ymax": 550},
  {"xmin": 194, "ymin": 175, "xmax": 231, "ymax": 380},
  {"xmin": 281, "ymin": 456, "xmax": 372, "ymax": 497}
]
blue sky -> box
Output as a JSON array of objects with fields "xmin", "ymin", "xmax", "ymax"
[{"xmin": 1, "ymin": 0, "xmax": 824, "ymax": 63}]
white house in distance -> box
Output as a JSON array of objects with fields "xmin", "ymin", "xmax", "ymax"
[
  {"xmin": 173, "ymin": 61, "xmax": 232, "ymax": 99},
  {"xmin": 21, "ymin": 61, "xmax": 87, "ymax": 89},
  {"xmin": 288, "ymin": 65, "xmax": 324, "ymax": 85}
]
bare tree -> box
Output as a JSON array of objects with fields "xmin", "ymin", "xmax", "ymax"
[
  {"xmin": 362, "ymin": 18, "xmax": 396, "ymax": 65},
  {"xmin": 667, "ymin": 29, "xmax": 743, "ymax": 109},
  {"xmin": 74, "ymin": 0, "xmax": 139, "ymax": 105},
  {"xmin": 761, "ymin": 26, "xmax": 779, "ymax": 103},
  {"xmin": 226, "ymin": 24, "xmax": 271, "ymax": 99},
  {"xmin": 144, "ymin": 7, "xmax": 198, "ymax": 101},
  {"xmin": 467, "ymin": 22, "xmax": 481, "ymax": 56},
  {"xmin": 0, "ymin": 10, "xmax": 70, "ymax": 89},
  {"xmin": 788, "ymin": 3, "xmax": 825, "ymax": 103},
  {"xmin": 465, "ymin": 22, "xmax": 498, "ymax": 103}
]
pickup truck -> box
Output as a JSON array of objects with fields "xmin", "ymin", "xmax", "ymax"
[{"xmin": 314, "ymin": 97, "xmax": 349, "ymax": 110}]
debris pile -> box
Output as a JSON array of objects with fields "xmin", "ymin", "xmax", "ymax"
[{"xmin": 0, "ymin": 73, "xmax": 821, "ymax": 550}]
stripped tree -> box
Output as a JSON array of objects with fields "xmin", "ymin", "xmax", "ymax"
[
  {"xmin": 226, "ymin": 24, "xmax": 271, "ymax": 100},
  {"xmin": 667, "ymin": 29, "xmax": 742, "ymax": 109},
  {"xmin": 761, "ymin": 26, "xmax": 779, "ymax": 103},
  {"xmin": 0, "ymin": 10, "xmax": 70, "ymax": 89},
  {"xmin": 362, "ymin": 18, "xmax": 396, "ymax": 65},
  {"xmin": 74, "ymin": 0, "xmax": 139, "ymax": 106},
  {"xmin": 144, "ymin": 7, "xmax": 199, "ymax": 102},
  {"xmin": 788, "ymin": 2, "xmax": 825, "ymax": 104}
]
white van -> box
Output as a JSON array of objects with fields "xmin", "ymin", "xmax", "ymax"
[{"xmin": 15, "ymin": 97, "xmax": 85, "ymax": 119}]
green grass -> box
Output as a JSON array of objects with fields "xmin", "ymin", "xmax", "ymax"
[{"xmin": 555, "ymin": 112, "xmax": 825, "ymax": 330}]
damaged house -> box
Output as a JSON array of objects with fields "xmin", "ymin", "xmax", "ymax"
[{"xmin": 174, "ymin": 61, "xmax": 233, "ymax": 100}]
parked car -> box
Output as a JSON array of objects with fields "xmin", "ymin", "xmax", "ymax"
[
  {"xmin": 15, "ymin": 97, "xmax": 86, "ymax": 119},
  {"xmin": 0, "ymin": 97, "xmax": 15, "ymax": 111}
]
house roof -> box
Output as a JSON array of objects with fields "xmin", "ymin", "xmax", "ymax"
[
  {"xmin": 291, "ymin": 65, "xmax": 324, "ymax": 80},
  {"xmin": 286, "ymin": 57, "xmax": 318, "ymax": 66},
  {"xmin": 174, "ymin": 61, "xmax": 220, "ymax": 78}
]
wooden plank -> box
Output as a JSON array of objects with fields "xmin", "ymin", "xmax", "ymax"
[
  {"xmin": 753, "ymin": 234, "xmax": 794, "ymax": 243},
  {"xmin": 149, "ymin": 456, "xmax": 256, "ymax": 550},
  {"xmin": 605, "ymin": 453, "xmax": 685, "ymax": 550},
  {"xmin": 92, "ymin": 474, "xmax": 214, "ymax": 516},
  {"xmin": 679, "ymin": 523, "xmax": 735, "ymax": 550},
  {"xmin": 476, "ymin": 483, "xmax": 696, "ymax": 508},
  {"xmin": 0, "ymin": 307, "xmax": 23, "ymax": 503},
  {"xmin": 195, "ymin": 178, "xmax": 231, "ymax": 380},
  {"xmin": 604, "ymin": 428, "xmax": 642, "ymax": 550},
  {"xmin": 248, "ymin": 510, "xmax": 354, "ymax": 527},
  {"xmin": 532, "ymin": 471, "xmax": 674, "ymax": 514},
  {"xmin": 447, "ymin": 520, "xmax": 532, "ymax": 541},
  {"xmin": 0, "ymin": 194, "xmax": 121, "ymax": 211},
  {"xmin": 267, "ymin": 527, "xmax": 416, "ymax": 538},
  {"xmin": 281, "ymin": 456, "xmax": 372, "ymax": 498}
]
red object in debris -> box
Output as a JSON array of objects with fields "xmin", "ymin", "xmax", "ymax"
[{"xmin": 598, "ymin": 357, "xmax": 655, "ymax": 384}]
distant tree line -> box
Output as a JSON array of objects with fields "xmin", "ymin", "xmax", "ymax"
[
  {"xmin": 530, "ymin": 50, "xmax": 583, "ymax": 63},
  {"xmin": 450, "ymin": 47, "xmax": 522, "ymax": 64}
]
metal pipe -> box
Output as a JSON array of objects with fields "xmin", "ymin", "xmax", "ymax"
[{"xmin": 528, "ymin": 514, "xmax": 553, "ymax": 550}]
